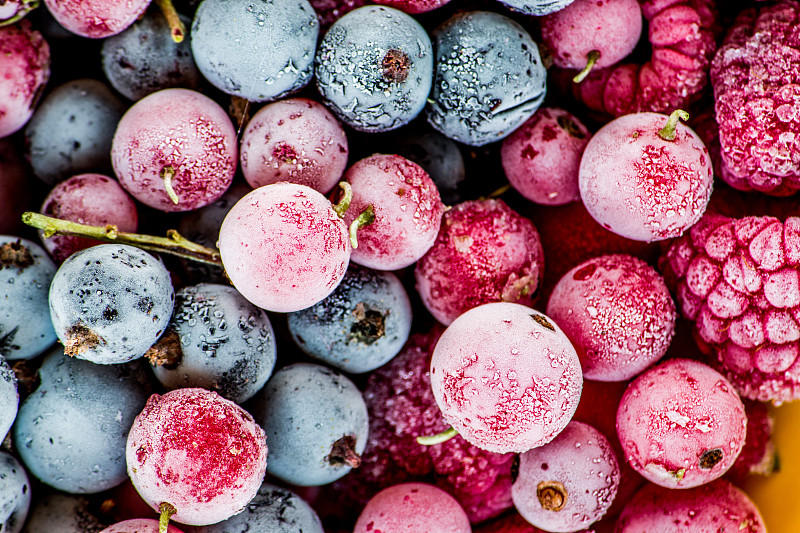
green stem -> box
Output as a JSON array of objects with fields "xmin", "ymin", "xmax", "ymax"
[
  {"xmin": 154, "ymin": 0, "xmax": 186, "ymax": 43},
  {"xmin": 332, "ymin": 182, "xmax": 353, "ymax": 219},
  {"xmin": 159, "ymin": 502, "xmax": 177, "ymax": 533},
  {"xmin": 0, "ymin": 0, "xmax": 39, "ymax": 27},
  {"xmin": 22, "ymin": 212, "xmax": 223, "ymax": 267},
  {"xmin": 572, "ymin": 50, "xmax": 600, "ymax": 84},
  {"xmin": 349, "ymin": 205, "xmax": 375, "ymax": 249},
  {"xmin": 658, "ymin": 109, "xmax": 690, "ymax": 141},
  {"xmin": 416, "ymin": 427, "xmax": 458, "ymax": 446},
  {"xmin": 488, "ymin": 183, "xmax": 512, "ymax": 198},
  {"xmin": 161, "ymin": 166, "xmax": 180, "ymax": 205}
]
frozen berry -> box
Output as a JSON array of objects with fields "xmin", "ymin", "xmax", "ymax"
[
  {"xmin": 0, "ymin": 21, "xmax": 49, "ymax": 139},
  {"xmin": 99, "ymin": 519, "xmax": 185, "ymax": 533},
  {"xmin": 42, "ymin": 0, "xmax": 149, "ymax": 38}
]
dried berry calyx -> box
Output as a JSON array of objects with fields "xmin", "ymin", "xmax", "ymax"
[
  {"xmin": 537, "ymin": 480, "xmax": 567, "ymax": 512},
  {"xmin": 382, "ymin": 49, "xmax": 410, "ymax": 83},
  {"xmin": 349, "ymin": 303, "xmax": 387, "ymax": 345},
  {"xmin": 0, "ymin": 240, "xmax": 34, "ymax": 271},
  {"xmin": 327, "ymin": 435, "xmax": 362, "ymax": 468},
  {"xmin": 699, "ymin": 448, "xmax": 724, "ymax": 470},
  {"xmin": 145, "ymin": 329, "xmax": 183, "ymax": 368},
  {"xmin": 64, "ymin": 323, "xmax": 105, "ymax": 357}
]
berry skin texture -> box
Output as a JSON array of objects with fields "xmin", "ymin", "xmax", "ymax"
[
  {"xmin": 0, "ymin": 21, "xmax": 49, "ymax": 139},
  {"xmin": 126, "ymin": 388, "xmax": 268, "ymax": 526},
  {"xmin": 495, "ymin": 0, "xmax": 575, "ymax": 17},
  {"xmin": 0, "ymin": 451, "xmax": 31, "ymax": 533},
  {"xmin": 661, "ymin": 213, "xmax": 800, "ymax": 402},
  {"xmin": 353, "ymin": 483, "xmax": 471, "ymax": 533},
  {"xmin": 0, "ymin": 357, "xmax": 17, "ymax": 441},
  {"xmin": 547, "ymin": 254, "xmax": 676, "ymax": 381},
  {"xmin": 218, "ymin": 183, "xmax": 350, "ymax": 313},
  {"xmin": 240, "ymin": 98, "xmax": 348, "ymax": 194},
  {"xmin": 501, "ymin": 108, "xmax": 590, "ymax": 206},
  {"xmin": 711, "ymin": 1, "xmax": 800, "ymax": 195},
  {"xmin": 42, "ymin": 0, "xmax": 149, "ymax": 38},
  {"xmin": 99, "ymin": 519, "xmax": 185, "ymax": 532},
  {"xmin": 431, "ymin": 303, "xmax": 583, "ymax": 454},
  {"xmin": 616, "ymin": 358, "xmax": 747, "ymax": 489},
  {"xmin": 579, "ymin": 112, "xmax": 714, "ymax": 242},
  {"xmin": 111, "ymin": 88, "xmax": 237, "ymax": 213},
  {"xmin": 616, "ymin": 479, "xmax": 766, "ymax": 533},
  {"xmin": 512, "ymin": 421, "xmax": 620, "ymax": 533},
  {"xmin": 415, "ymin": 198, "xmax": 544, "ymax": 326},
  {"xmin": 342, "ymin": 154, "xmax": 444, "ymax": 271}
]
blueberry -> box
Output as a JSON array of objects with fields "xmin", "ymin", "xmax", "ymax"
[
  {"xmin": 21, "ymin": 493, "xmax": 106, "ymax": 533},
  {"xmin": 288, "ymin": 265, "xmax": 412, "ymax": 374},
  {"xmin": 497, "ymin": 0, "xmax": 575, "ymax": 16},
  {"xmin": 0, "ymin": 356, "xmax": 17, "ymax": 441},
  {"xmin": 0, "ymin": 451, "xmax": 30, "ymax": 533},
  {"xmin": 426, "ymin": 11, "xmax": 547, "ymax": 146},
  {"xmin": 0, "ymin": 237, "xmax": 57, "ymax": 362},
  {"xmin": 316, "ymin": 5, "xmax": 433, "ymax": 132},
  {"xmin": 191, "ymin": 0, "xmax": 319, "ymax": 102},
  {"xmin": 394, "ymin": 130, "xmax": 466, "ymax": 205}
]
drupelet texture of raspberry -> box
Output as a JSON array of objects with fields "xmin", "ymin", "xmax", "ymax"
[
  {"xmin": 329, "ymin": 330, "xmax": 514, "ymax": 525},
  {"xmin": 661, "ymin": 213, "xmax": 800, "ymax": 402},
  {"xmin": 710, "ymin": 1, "xmax": 800, "ymax": 196},
  {"xmin": 571, "ymin": 0, "xmax": 719, "ymax": 116}
]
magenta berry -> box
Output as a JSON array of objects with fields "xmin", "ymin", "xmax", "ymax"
[
  {"xmin": 218, "ymin": 182, "xmax": 350, "ymax": 313},
  {"xmin": 616, "ymin": 479, "xmax": 766, "ymax": 533},
  {"xmin": 501, "ymin": 108, "xmax": 590, "ymax": 206},
  {"xmin": 354, "ymin": 483, "xmax": 471, "ymax": 533},
  {"xmin": 240, "ymin": 98, "xmax": 348, "ymax": 194},
  {"xmin": 126, "ymin": 388, "xmax": 268, "ymax": 526},
  {"xmin": 547, "ymin": 254, "xmax": 676, "ymax": 381},
  {"xmin": 0, "ymin": 21, "xmax": 49, "ymax": 139},
  {"xmin": 111, "ymin": 88, "xmax": 237, "ymax": 213},
  {"xmin": 415, "ymin": 198, "xmax": 544, "ymax": 325},
  {"xmin": 616, "ymin": 358, "xmax": 747, "ymax": 489},
  {"xmin": 727, "ymin": 400, "xmax": 777, "ymax": 482},
  {"xmin": 43, "ymin": 0, "xmax": 150, "ymax": 38},
  {"xmin": 579, "ymin": 111, "xmax": 714, "ymax": 242},
  {"xmin": 512, "ymin": 421, "xmax": 620, "ymax": 533},
  {"xmin": 431, "ymin": 303, "xmax": 583, "ymax": 454},
  {"xmin": 341, "ymin": 154, "xmax": 444, "ymax": 271},
  {"xmin": 39, "ymin": 174, "xmax": 138, "ymax": 263}
]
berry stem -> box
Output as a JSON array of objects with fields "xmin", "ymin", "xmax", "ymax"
[
  {"xmin": 161, "ymin": 166, "xmax": 180, "ymax": 205},
  {"xmin": 658, "ymin": 110, "xmax": 690, "ymax": 141},
  {"xmin": 416, "ymin": 426, "xmax": 458, "ymax": 446},
  {"xmin": 349, "ymin": 205, "xmax": 375, "ymax": 249},
  {"xmin": 154, "ymin": 0, "xmax": 186, "ymax": 43},
  {"xmin": 0, "ymin": 0, "xmax": 40, "ymax": 27},
  {"xmin": 488, "ymin": 183, "xmax": 512, "ymax": 198},
  {"xmin": 159, "ymin": 502, "xmax": 176, "ymax": 533},
  {"xmin": 332, "ymin": 181, "xmax": 353, "ymax": 219},
  {"xmin": 572, "ymin": 50, "xmax": 600, "ymax": 84},
  {"xmin": 21, "ymin": 212, "xmax": 224, "ymax": 267}
]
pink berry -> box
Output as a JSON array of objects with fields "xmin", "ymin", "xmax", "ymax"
[
  {"xmin": 39, "ymin": 173, "xmax": 138, "ymax": 263},
  {"xmin": 512, "ymin": 421, "xmax": 620, "ymax": 533},
  {"xmin": 0, "ymin": 21, "xmax": 49, "ymax": 139},
  {"xmin": 415, "ymin": 198, "xmax": 544, "ymax": 325},
  {"xmin": 353, "ymin": 483, "xmax": 471, "ymax": 533},
  {"xmin": 370, "ymin": 0, "xmax": 452, "ymax": 14},
  {"xmin": 501, "ymin": 108, "xmax": 590, "ymax": 206},
  {"xmin": 240, "ymin": 98, "xmax": 348, "ymax": 194},
  {"xmin": 727, "ymin": 400, "xmax": 777, "ymax": 482},
  {"xmin": 616, "ymin": 358, "xmax": 747, "ymax": 489},
  {"xmin": 547, "ymin": 254, "xmax": 676, "ymax": 381},
  {"xmin": 616, "ymin": 479, "xmax": 766, "ymax": 533},
  {"xmin": 100, "ymin": 519, "xmax": 185, "ymax": 533},
  {"xmin": 111, "ymin": 88, "xmax": 237, "ymax": 213},
  {"xmin": 342, "ymin": 154, "xmax": 444, "ymax": 271},
  {"xmin": 218, "ymin": 182, "xmax": 350, "ymax": 313},
  {"xmin": 541, "ymin": 0, "xmax": 642, "ymax": 71},
  {"xmin": 126, "ymin": 388, "xmax": 268, "ymax": 526},
  {"xmin": 43, "ymin": 0, "xmax": 150, "ymax": 38},
  {"xmin": 579, "ymin": 111, "xmax": 714, "ymax": 242},
  {"xmin": 430, "ymin": 303, "xmax": 583, "ymax": 454}
]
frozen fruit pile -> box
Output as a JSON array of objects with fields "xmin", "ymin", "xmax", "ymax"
[{"xmin": 1, "ymin": 0, "xmax": 798, "ymax": 532}]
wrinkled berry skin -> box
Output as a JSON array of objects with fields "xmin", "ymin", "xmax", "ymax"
[
  {"xmin": 427, "ymin": 11, "xmax": 547, "ymax": 146},
  {"xmin": 711, "ymin": 1, "xmax": 800, "ymax": 196},
  {"xmin": 616, "ymin": 358, "xmax": 747, "ymax": 489},
  {"xmin": 191, "ymin": 0, "xmax": 319, "ymax": 102},
  {"xmin": 316, "ymin": 6, "xmax": 433, "ymax": 133}
]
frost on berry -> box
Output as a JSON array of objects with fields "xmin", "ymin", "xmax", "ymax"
[
  {"xmin": 711, "ymin": 1, "xmax": 800, "ymax": 195},
  {"xmin": 662, "ymin": 213, "xmax": 800, "ymax": 402}
]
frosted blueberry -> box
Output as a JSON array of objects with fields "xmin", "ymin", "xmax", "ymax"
[
  {"xmin": 0, "ymin": 357, "xmax": 17, "ymax": 441},
  {"xmin": 0, "ymin": 451, "xmax": 30, "ymax": 533}
]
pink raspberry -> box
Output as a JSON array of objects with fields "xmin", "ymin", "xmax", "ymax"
[
  {"xmin": 726, "ymin": 400, "xmax": 777, "ymax": 483},
  {"xmin": 661, "ymin": 213, "xmax": 800, "ymax": 402},
  {"xmin": 710, "ymin": 1, "xmax": 800, "ymax": 195}
]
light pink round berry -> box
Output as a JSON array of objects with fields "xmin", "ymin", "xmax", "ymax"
[
  {"xmin": 501, "ymin": 108, "xmax": 590, "ymax": 206},
  {"xmin": 0, "ymin": 21, "xmax": 49, "ymax": 139},
  {"xmin": 616, "ymin": 479, "xmax": 766, "ymax": 533},
  {"xmin": 111, "ymin": 88, "xmax": 237, "ymax": 213},
  {"xmin": 43, "ymin": 0, "xmax": 150, "ymax": 38},
  {"xmin": 547, "ymin": 254, "xmax": 676, "ymax": 381},
  {"xmin": 512, "ymin": 421, "xmax": 619, "ymax": 533},
  {"xmin": 354, "ymin": 483, "xmax": 471, "ymax": 533},
  {"xmin": 240, "ymin": 98, "xmax": 348, "ymax": 194},
  {"xmin": 616, "ymin": 358, "xmax": 747, "ymax": 489},
  {"xmin": 431, "ymin": 303, "xmax": 583, "ymax": 454},
  {"xmin": 100, "ymin": 519, "xmax": 185, "ymax": 533},
  {"xmin": 579, "ymin": 112, "xmax": 713, "ymax": 242}
]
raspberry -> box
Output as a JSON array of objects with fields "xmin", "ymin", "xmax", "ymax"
[
  {"xmin": 661, "ymin": 213, "xmax": 800, "ymax": 402},
  {"xmin": 727, "ymin": 400, "xmax": 777, "ymax": 483},
  {"xmin": 710, "ymin": 1, "xmax": 800, "ymax": 195}
]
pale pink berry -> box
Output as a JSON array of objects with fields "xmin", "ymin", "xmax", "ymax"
[
  {"xmin": 0, "ymin": 21, "xmax": 49, "ymax": 139},
  {"xmin": 354, "ymin": 483, "xmax": 471, "ymax": 533}
]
